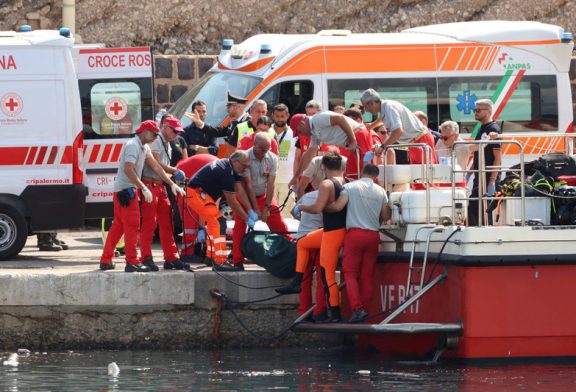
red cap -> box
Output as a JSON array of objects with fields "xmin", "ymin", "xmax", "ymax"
[
  {"xmin": 289, "ymin": 113, "xmax": 306, "ymax": 136},
  {"xmin": 163, "ymin": 115, "xmax": 185, "ymax": 133},
  {"xmin": 135, "ymin": 120, "xmax": 160, "ymax": 134}
]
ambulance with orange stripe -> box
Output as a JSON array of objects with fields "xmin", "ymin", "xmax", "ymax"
[
  {"xmin": 0, "ymin": 27, "xmax": 153, "ymax": 259},
  {"xmin": 170, "ymin": 20, "xmax": 574, "ymax": 166}
]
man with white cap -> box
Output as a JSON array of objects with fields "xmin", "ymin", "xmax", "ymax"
[
  {"xmin": 139, "ymin": 115, "xmax": 188, "ymax": 271},
  {"xmin": 99, "ymin": 120, "xmax": 185, "ymax": 273}
]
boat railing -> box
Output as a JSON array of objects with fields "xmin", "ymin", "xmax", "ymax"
[
  {"xmin": 381, "ymin": 133, "xmax": 576, "ymax": 228},
  {"xmin": 452, "ymin": 139, "xmax": 525, "ymax": 226}
]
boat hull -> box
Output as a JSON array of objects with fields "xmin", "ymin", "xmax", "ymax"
[{"xmin": 355, "ymin": 261, "xmax": 576, "ymax": 360}]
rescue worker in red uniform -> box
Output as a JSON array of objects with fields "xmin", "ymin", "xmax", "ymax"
[
  {"xmin": 139, "ymin": 115, "xmax": 188, "ymax": 271},
  {"xmin": 175, "ymin": 153, "xmax": 218, "ymax": 263},
  {"xmin": 187, "ymin": 150, "xmax": 256, "ymax": 271},
  {"xmin": 231, "ymin": 133, "xmax": 292, "ymax": 270},
  {"xmin": 99, "ymin": 120, "xmax": 185, "ymax": 272}
]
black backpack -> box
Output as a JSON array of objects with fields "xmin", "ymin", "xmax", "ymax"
[{"xmin": 534, "ymin": 153, "xmax": 576, "ymax": 178}]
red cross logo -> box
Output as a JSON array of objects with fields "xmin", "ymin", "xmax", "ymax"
[
  {"xmin": 104, "ymin": 97, "xmax": 128, "ymax": 121},
  {"xmin": 0, "ymin": 93, "xmax": 23, "ymax": 117},
  {"xmin": 109, "ymin": 101, "xmax": 123, "ymax": 116},
  {"xmin": 5, "ymin": 98, "xmax": 18, "ymax": 112}
]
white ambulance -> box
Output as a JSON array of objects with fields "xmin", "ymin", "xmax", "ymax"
[
  {"xmin": 170, "ymin": 21, "xmax": 574, "ymax": 164},
  {"xmin": 76, "ymin": 45, "xmax": 154, "ymax": 219},
  {"xmin": 0, "ymin": 28, "xmax": 153, "ymax": 259}
]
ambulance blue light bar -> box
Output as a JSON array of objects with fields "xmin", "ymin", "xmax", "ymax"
[
  {"xmin": 18, "ymin": 25, "xmax": 32, "ymax": 32},
  {"xmin": 59, "ymin": 27, "xmax": 71, "ymax": 37},
  {"xmin": 260, "ymin": 44, "xmax": 272, "ymax": 54},
  {"xmin": 561, "ymin": 32, "xmax": 573, "ymax": 43},
  {"xmin": 222, "ymin": 39, "xmax": 234, "ymax": 50}
]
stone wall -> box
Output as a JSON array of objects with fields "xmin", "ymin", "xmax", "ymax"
[
  {"xmin": 0, "ymin": 269, "xmax": 340, "ymax": 350},
  {"xmin": 154, "ymin": 54, "xmax": 217, "ymax": 108},
  {"xmin": 2, "ymin": 0, "xmax": 576, "ymax": 55}
]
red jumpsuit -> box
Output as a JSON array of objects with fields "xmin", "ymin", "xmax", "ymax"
[
  {"xmin": 140, "ymin": 178, "xmax": 179, "ymax": 262},
  {"xmin": 101, "ymin": 192, "xmax": 141, "ymax": 265}
]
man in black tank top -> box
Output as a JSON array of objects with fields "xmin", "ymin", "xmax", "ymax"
[{"xmin": 276, "ymin": 152, "xmax": 347, "ymax": 323}]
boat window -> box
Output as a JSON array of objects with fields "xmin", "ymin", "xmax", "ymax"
[
  {"xmin": 437, "ymin": 75, "xmax": 558, "ymax": 134},
  {"xmin": 169, "ymin": 72, "xmax": 262, "ymax": 127}
]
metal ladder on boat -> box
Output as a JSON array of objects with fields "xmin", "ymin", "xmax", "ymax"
[{"xmin": 406, "ymin": 224, "xmax": 446, "ymax": 296}]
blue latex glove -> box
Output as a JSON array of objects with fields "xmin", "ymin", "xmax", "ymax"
[
  {"xmin": 485, "ymin": 183, "xmax": 496, "ymax": 197},
  {"xmin": 173, "ymin": 169, "xmax": 186, "ymax": 182},
  {"xmin": 248, "ymin": 209, "xmax": 259, "ymax": 222},
  {"xmin": 247, "ymin": 217, "xmax": 256, "ymax": 229},
  {"xmin": 195, "ymin": 228, "xmax": 206, "ymax": 243},
  {"xmin": 293, "ymin": 204, "xmax": 300, "ymax": 217},
  {"xmin": 363, "ymin": 151, "xmax": 374, "ymax": 164}
]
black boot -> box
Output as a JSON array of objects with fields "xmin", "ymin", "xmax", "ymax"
[
  {"xmin": 37, "ymin": 233, "xmax": 62, "ymax": 251},
  {"xmin": 52, "ymin": 234, "xmax": 69, "ymax": 250},
  {"xmin": 348, "ymin": 307, "xmax": 369, "ymax": 323},
  {"xmin": 275, "ymin": 272, "xmax": 303, "ymax": 295},
  {"xmin": 142, "ymin": 256, "xmax": 159, "ymax": 272}
]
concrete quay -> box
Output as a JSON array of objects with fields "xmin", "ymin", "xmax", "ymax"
[{"xmin": 0, "ymin": 230, "xmax": 340, "ymax": 350}]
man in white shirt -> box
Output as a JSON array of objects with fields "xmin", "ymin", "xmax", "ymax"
[{"xmin": 271, "ymin": 104, "xmax": 296, "ymax": 214}]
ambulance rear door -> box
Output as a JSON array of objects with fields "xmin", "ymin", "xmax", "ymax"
[{"xmin": 76, "ymin": 47, "xmax": 154, "ymax": 219}]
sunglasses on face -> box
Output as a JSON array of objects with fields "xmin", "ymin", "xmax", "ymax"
[{"xmin": 473, "ymin": 108, "xmax": 488, "ymax": 113}]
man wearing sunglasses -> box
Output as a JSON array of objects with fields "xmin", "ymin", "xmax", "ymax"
[
  {"xmin": 468, "ymin": 99, "xmax": 502, "ymax": 226},
  {"xmin": 435, "ymin": 120, "xmax": 470, "ymax": 170}
]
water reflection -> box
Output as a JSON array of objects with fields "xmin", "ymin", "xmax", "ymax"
[{"xmin": 0, "ymin": 348, "xmax": 575, "ymax": 391}]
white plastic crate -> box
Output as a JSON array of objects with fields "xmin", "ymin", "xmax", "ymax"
[{"xmin": 497, "ymin": 197, "xmax": 551, "ymax": 225}]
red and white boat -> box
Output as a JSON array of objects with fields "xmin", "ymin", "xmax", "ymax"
[{"xmin": 296, "ymin": 137, "xmax": 576, "ymax": 362}]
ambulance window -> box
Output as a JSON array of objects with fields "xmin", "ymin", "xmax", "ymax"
[
  {"xmin": 437, "ymin": 75, "xmax": 558, "ymax": 133},
  {"xmin": 259, "ymin": 80, "xmax": 314, "ymax": 115},
  {"xmin": 327, "ymin": 78, "xmax": 437, "ymax": 125},
  {"xmin": 170, "ymin": 72, "xmax": 261, "ymax": 128},
  {"xmin": 87, "ymin": 82, "xmax": 142, "ymax": 136}
]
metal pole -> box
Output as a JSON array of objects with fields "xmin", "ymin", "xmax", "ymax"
[{"xmin": 62, "ymin": 0, "xmax": 76, "ymax": 33}]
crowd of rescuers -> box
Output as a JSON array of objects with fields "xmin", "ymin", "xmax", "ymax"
[{"xmin": 97, "ymin": 88, "xmax": 501, "ymax": 323}]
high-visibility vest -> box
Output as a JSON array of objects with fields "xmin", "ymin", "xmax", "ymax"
[{"xmin": 236, "ymin": 121, "xmax": 276, "ymax": 146}]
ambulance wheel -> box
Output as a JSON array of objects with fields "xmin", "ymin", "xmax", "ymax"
[
  {"xmin": 219, "ymin": 200, "xmax": 233, "ymax": 221},
  {"xmin": 0, "ymin": 205, "xmax": 27, "ymax": 261}
]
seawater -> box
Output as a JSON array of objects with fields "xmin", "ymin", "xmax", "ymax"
[{"xmin": 1, "ymin": 348, "xmax": 576, "ymax": 391}]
